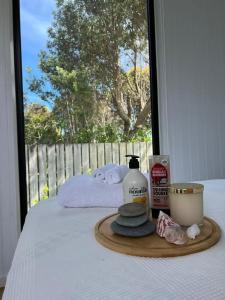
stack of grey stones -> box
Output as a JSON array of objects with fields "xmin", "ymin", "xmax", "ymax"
[{"xmin": 111, "ymin": 203, "xmax": 156, "ymax": 237}]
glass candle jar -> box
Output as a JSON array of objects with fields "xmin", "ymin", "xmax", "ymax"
[{"xmin": 168, "ymin": 183, "xmax": 204, "ymax": 226}]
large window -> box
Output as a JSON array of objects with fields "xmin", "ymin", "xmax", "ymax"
[{"xmin": 17, "ymin": 0, "xmax": 158, "ymax": 210}]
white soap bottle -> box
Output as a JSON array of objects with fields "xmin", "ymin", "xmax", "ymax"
[{"xmin": 122, "ymin": 155, "xmax": 149, "ymax": 211}]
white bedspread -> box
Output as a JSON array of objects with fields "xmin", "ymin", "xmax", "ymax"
[{"xmin": 3, "ymin": 180, "xmax": 225, "ymax": 300}]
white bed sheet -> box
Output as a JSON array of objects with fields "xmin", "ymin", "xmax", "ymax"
[{"xmin": 3, "ymin": 180, "xmax": 225, "ymax": 300}]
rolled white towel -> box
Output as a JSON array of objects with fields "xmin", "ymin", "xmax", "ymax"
[
  {"xmin": 92, "ymin": 163, "xmax": 116, "ymax": 182},
  {"xmin": 105, "ymin": 165, "xmax": 129, "ymax": 184},
  {"xmin": 57, "ymin": 175, "xmax": 123, "ymax": 207}
]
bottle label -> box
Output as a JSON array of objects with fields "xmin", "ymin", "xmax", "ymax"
[
  {"xmin": 149, "ymin": 156, "xmax": 170, "ymax": 209},
  {"xmin": 151, "ymin": 163, "xmax": 168, "ymax": 185},
  {"xmin": 129, "ymin": 186, "xmax": 148, "ymax": 205},
  {"xmin": 152, "ymin": 186, "xmax": 169, "ymax": 208}
]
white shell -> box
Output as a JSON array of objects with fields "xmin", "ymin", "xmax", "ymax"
[{"xmin": 186, "ymin": 224, "xmax": 200, "ymax": 239}]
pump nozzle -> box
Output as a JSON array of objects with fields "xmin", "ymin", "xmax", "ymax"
[{"xmin": 125, "ymin": 154, "xmax": 140, "ymax": 169}]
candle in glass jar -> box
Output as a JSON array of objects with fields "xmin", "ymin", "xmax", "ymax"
[{"xmin": 168, "ymin": 183, "xmax": 204, "ymax": 226}]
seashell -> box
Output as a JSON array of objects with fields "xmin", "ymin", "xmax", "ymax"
[
  {"xmin": 186, "ymin": 224, "xmax": 200, "ymax": 239},
  {"xmin": 164, "ymin": 225, "xmax": 188, "ymax": 245},
  {"xmin": 156, "ymin": 211, "xmax": 179, "ymax": 237}
]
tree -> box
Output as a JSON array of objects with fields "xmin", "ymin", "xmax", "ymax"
[
  {"xmin": 28, "ymin": 0, "xmax": 151, "ymax": 141},
  {"xmin": 24, "ymin": 104, "xmax": 61, "ymax": 144}
]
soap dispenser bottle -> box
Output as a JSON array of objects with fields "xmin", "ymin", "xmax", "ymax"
[{"xmin": 123, "ymin": 155, "xmax": 149, "ymax": 209}]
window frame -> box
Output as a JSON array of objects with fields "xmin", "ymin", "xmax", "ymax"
[
  {"xmin": 13, "ymin": 0, "xmax": 160, "ymax": 227},
  {"xmin": 147, "ymin": 0, "xmax": 160, "ymax": 155},
  {"xmin": 13, "ymin": 0, "xmax": 27, "ymax": 228}
]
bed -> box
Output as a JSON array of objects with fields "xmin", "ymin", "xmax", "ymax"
[{"xmin": 3, "ymin": 180, "xmax": 225, "ymax": 300}]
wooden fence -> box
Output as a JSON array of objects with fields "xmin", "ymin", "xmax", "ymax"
[{"xmin": 25, "ymin": 142, "xmax": 152, "ymax": 207}]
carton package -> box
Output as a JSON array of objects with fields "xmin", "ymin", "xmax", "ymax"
[{"xmin": 149, "ymin": 155, "xmax": 170, "ymax": 210}]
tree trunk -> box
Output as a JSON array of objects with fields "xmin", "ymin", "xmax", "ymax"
[{"xmin": 124, "ymin": 120, "xmax": 130, "ymax": 136}]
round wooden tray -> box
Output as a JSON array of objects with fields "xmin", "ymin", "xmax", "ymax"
[{"xmin": 95, "ymin": 214, "xmax": 221, "ymax": 257}]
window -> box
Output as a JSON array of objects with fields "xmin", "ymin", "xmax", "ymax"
[{"xmin": 14, "ymin": 0, "xmax": 159, "ymax": 224}]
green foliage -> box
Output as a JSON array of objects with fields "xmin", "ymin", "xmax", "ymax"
[
  {"xmin": 73, "ymin": 124, "xmax": 151, "ymax": 143},
  {"xmin": 31, "ymin": 184, "xmax": 49, "ymax": 206},
  {"xmin": 74, "ymin": 124, "xmax": 123, "ymax": 143},
  {"xmin": 25, "ymin": 102, "xmax": 151, "ymax": 144},
  {"xmin": 41, "ymin": 185, "xmax": 49, "ymax": 200},
  {"xmin": 86, "ymin": 168, "xmax": 93, "ymax": 176},
  {"xmin": 129, "ymin": 128, "xmax": 152, "ymax": 143},
  {"xmin": 25, "ymin": 104, "xmax": 61, "ymax": 144},
  {"xmin": 94, "ymin": 124, "xmax": 123, "ymax": 143}
]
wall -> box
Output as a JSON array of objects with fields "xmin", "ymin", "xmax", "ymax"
[
  {"xmin": 0, "ymin": 0, "xmax": 21, "ymax": 284},
  {"xmin": 155, "ymin": 0, "xmax": 225, "ymax": 181}
]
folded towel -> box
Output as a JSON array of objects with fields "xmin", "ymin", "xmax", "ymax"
[
  {"xmin": 92, "ymin": 163, "xmax": 116, "ymax": 182},
  {"xmin": 57, "ymin": 175, "xmax": 123, "ymax": 208},
  {"xmin": 105, "ymin": 165, "xmax": 129, "ymax": 184}
]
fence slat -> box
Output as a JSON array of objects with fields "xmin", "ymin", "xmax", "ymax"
[
  {"xmin": 147, "ymin": 143, "xmax": 153, "ymax": 165},
  {"xmin": 65, "ymin": 144, "xmax": 73, "ymax": 180},
  {"xmin": 89, "ymin": 143, "xmax": 97, "ymax": 173},
  {"xmin": 97, "ymin": 143, "xmax": 105, "ymax": 167},
  {"xmin": 82, "ymin": 144, "xmax": 89, "ymax": 174},
  {"xmin": 74, "ymin": 144, "xmax": 82, "ymax": 175},
  {"xmin": 119, "ymin": 143, "xmax": 126, "ymax": 165},
  {"xmin": 47, "ymin": 145, "xmax": 57, "ymax": 197},
  {"xmin": 38, "ymin": 144, "xmax": 47, "ymax": 200},
  {"xmin": 139, "ymin": 142, "xmax": 147, "ymax": 172},
  {"xmin": 56, "ymin": 144, "xmax": 65, "ymax": 191},
  {"xmin": 28, "ymin": 145, "xmax": 38, "ymax": 205},
  {"xmin": 25, "ymin": 145, "xmax": 30, "ymax": 207},
  {"xmin": 105, "ymin": 143, "xmax": 112, "ymax": 164},
  {"xmin": 112, "ymin": 143, "xmax": 119, "ymax": 165},
  {"xmin": 133, "ymin": 142, "xmax": 139, "ymax": 157},
  {"xmin": 126, "ymin": 143, "xmax": 133, "ymax": 165}
]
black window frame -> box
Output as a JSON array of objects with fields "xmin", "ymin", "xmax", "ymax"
[
  {"xmin": 12, "ymin": 0, "xmax": 160, "ymax": 228},
  {"xmin": 13, "ymin": 0, "xmax": 27, "ymax": 228}
]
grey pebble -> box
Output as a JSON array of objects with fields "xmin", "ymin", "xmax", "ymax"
[
  {"xmin": 116, "ymin": 214, "xmax": 148, "ymax": 227},
  {"xmin": 118, "ymin": 203, "xmax": 146, "ymax": 217},
  {"xmin": 111, "ymin": 221, "xmax": 156, "ymax": 237}
]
